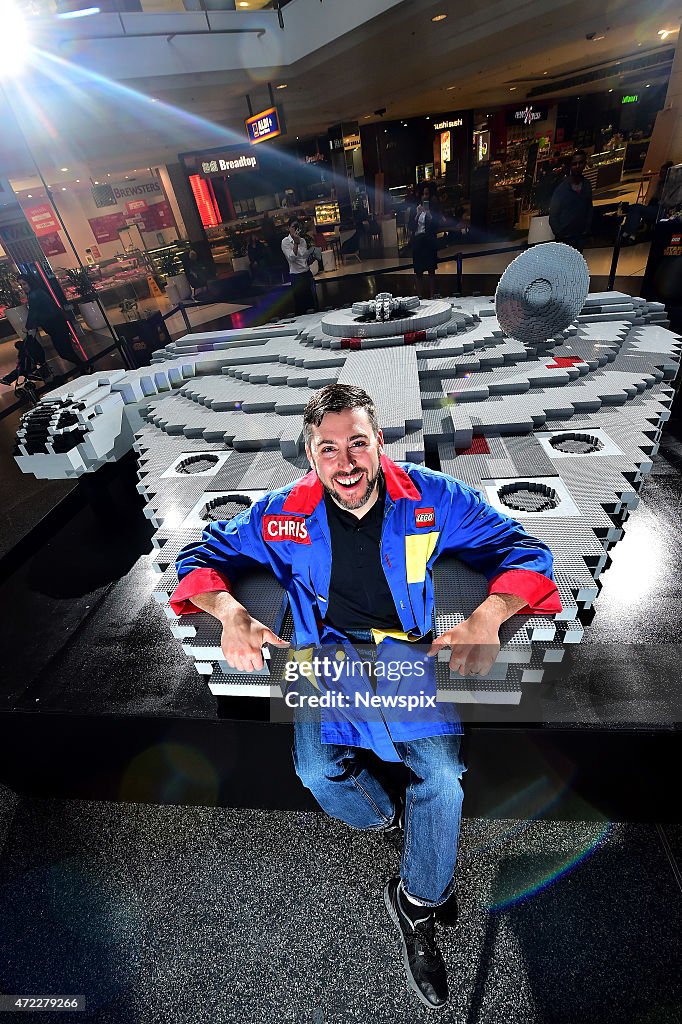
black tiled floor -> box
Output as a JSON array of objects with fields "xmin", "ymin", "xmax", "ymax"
[{"xmin": 0, "ymin": 797, "xmax": 679, "ymax": 1023}]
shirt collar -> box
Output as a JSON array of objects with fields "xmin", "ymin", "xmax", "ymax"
[{"xmin": 282, "ymin": 454, "xmax": 420, "ymax": 514}]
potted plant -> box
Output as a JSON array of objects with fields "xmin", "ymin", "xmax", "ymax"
[
  {"xmin": 0, "ymin": 265, "xmax": 28, "ymax": 336},
  {"xmin": 226, "ymin": 231, "xmax": 250, "ymax": 274},
  {"xmin": 157, "ymin": 251, "xmax": 191, "ymax": 303},
  {"xmin": 64, "ymin": 267, "xmax": 107, "ymax": 331}
]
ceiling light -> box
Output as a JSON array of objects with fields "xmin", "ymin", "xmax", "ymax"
[
  {"xmin": 76, "ymin": 179, "xmax": 80, "ymax": 182},
  {"xmin": 61, "ymin": 167, "xmax": 68, "ymax": 172},
  {"xmin": 276, "ymin": 83, "xmax": 288, "ymax": 90},
  {"xmin": 57, "ymin": 7, "xmax": 100, "ymax": 18},
  {"xmin": 446, "ymin": 85, "xmax": 457, "ymax": 91},
  {"xmin": 543, "ymin": 71, "xmax": 548, "ymax": 75},
  {"xmin": 646, "ymin": 83, "xmax": 651, "ymax": 87},
  {"xmin": 62, "ymin": 187, "xmax": 67, "ymax": 191},
  {"xmin": 591, "ymin": 34, "xmax": 606, "ymax": 41},
  {"xmin": 431, "ymin": 13, "xmax": 447, "ymax": 22},
  {"xmin": 238, "ymin": 1, "xmax": 249, "ymax": 5},
  {"xmin": 27, "ymin": 194, "xmax": 32, "ymax": 198},
  {"xmin": 658, "ymin": 29, "xmax": 672, "ymax": 40},
  {"xmin": 509, "ymin": 87, "xmax": 517, "ymax": 92},
  {"xmin": 94, "ymin": 180, "xmax": 99, "ymax": 184},
  {"xmin": 608, "ymin": 88, "xmax": 613, "ymax": 92}
]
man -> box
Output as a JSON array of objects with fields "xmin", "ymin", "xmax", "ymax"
[
  {"xmin": 549, "ymin": 149, "xmax": 593, "ymax": 252},
  {"xmin": 18, "ymin": 275, "xmax": 88, "ymax": 373},
  {"xmin": 171, "ymin": 384, "xmax": 561, "ymax": 1009},
  {"xmin": 281, "ymin": 216, "xmax": 318, "ymax": 316}
]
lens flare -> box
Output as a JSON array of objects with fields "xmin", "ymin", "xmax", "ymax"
[{"xmin": 0, "ymin": 2, "xmax": 31, "ymax": 78}]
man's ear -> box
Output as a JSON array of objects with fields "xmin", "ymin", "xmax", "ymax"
[
  {"xmin": 304, "ymin": 443, "xmax": 313, "ymax": 467},
  {"xmin": 377, "ymin": 428, "xmax": 385, "ymax": 454}
]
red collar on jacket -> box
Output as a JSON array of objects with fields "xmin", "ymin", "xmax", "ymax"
[{"xmin": 282, "ymin": 455, "xmax": 420, "ymax": 514}]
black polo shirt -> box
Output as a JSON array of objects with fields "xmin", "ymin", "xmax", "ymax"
[{"xmin": 323, "ymin": 475, "xmax": 403, "ymax": 633}]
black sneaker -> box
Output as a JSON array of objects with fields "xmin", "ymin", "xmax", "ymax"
[
  {"xmin": 384, "ymin": 878, "xmax": 448, "ymax": 1009},
  {"xmin": 382, "ymin": 794, "xmax": 404, "ymax": 847}
]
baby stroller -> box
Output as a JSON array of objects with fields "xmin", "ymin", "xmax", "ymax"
[{"xmin": 1, "ymin": 332, "xmax": 52, "ymax": 406}]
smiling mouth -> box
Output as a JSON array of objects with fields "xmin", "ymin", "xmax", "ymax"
[{"xmin": 335, "ymin": 471, "xmax": 364, "ymax": 489}]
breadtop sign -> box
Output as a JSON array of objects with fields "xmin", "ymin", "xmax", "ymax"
[{"xmin": 200, "ymin": 154, "xmax": 259, "ymax": 175}]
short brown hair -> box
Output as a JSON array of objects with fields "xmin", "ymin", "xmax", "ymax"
[{"xmin": 303, "ymin": 384, "xmax": 379, "ymax": 445}]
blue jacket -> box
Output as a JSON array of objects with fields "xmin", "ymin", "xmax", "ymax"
[{"xmin": 172, "ymin": 456, "xmax": 561, "ymax": 758}]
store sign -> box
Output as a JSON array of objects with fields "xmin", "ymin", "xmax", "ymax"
[
  {"xmin": 245, "ymin": 106, "xmax": 283, "ymax": 145},
  {"xmin": 434, "ymin": 117, "xmax": 463, "ymax": 131},
  {"xmin": 330, "ymin": 133, "xmax": 361, "ymax": 152},
  {"xmin": 507, "ymin": 105, "xmax": 548, "ymax": 126},
  {"xmin": 113, "ymin": 180, "xmax": 162, "ymax": 200},
  {"xmin": 25, "ymin": 203, "xmax": 59, "ymax": 237},
  {"xmin": 200, "ymin": 154, "xmax": 258, "ymax": 175},
  {"xmin": 91, "ymin": 184, "xmax": 117, "ymax": 209},
  {"xmin": 621, "ymin": 94, "xmax": 639, "ymax": 104},
  {"xmin": 305, "ymin": 152, "xmax": 327, "ymax": 164}
]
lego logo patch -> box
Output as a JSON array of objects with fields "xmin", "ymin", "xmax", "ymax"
[
  {"xmin": 415, "ymin": 507, "xmax": 435, "ymax": 528},
  {"xmin": 262, "ymin": 514, "xmax": 311, "ymax": 544}
]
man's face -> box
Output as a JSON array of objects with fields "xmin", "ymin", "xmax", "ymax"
[
  {"xmin": 19, "ymin": 279, "xmax": 30, "ymax": 297},
  {"xmin": 570, "ymin": 154, "xmax": 586, "ymax": 178},
  {"xmin": 305, "ymin": 408, "xmax": 384, "ymax": 512},
  {"xmin": 289, "ymin": 221, "xmax": 300, "ymax": 238}
]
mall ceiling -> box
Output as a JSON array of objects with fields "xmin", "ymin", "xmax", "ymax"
[{"xmin": 2, "ymin": 0, "xmax": 680, "ymax": 185}]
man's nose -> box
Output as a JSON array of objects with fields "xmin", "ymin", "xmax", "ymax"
[{"xmin": 337, "ymin": 449, "xmax": 357, "ymax": 472}]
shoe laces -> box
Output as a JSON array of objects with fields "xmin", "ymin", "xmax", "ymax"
[{"xmin": 413, "ymin": 916, "xmax": 438, "ymax": 960}]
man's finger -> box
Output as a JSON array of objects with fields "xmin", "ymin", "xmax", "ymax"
[{"xmin": 427, "ymin": 634, "xmax": 450, "ymax": 657}]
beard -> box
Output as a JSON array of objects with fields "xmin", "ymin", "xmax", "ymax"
[{"xmin": 322, "ymin": 465, "xmax": 381, "ymax": 511}]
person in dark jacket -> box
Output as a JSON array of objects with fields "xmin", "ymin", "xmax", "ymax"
[
  {"xmin": 621, "ymin": 160, "xmax": 675, "ymax": 243},
  {"xmin": 18, "ymin": 276, "xmax": 87, "ymax": 371},
  {"xmin": 410, "ymin": 183, "xmax": 441, "ymax": 298},
  {"xmin": 549, "ymin": 150, "xmax": 593, "ymax": 252}
]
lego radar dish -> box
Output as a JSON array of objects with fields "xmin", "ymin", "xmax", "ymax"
[{"xmin": 495, "ymin": 243, "xmax": 589, "ymax": 346}]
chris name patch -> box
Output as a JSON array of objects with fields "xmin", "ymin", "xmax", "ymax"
[
  {"xmin": 262, "ymin": 514, "xmax": 311, "ymax": 544},
  {"xmin": 415, "ymin": 507, "xmax": 435, "ymax": 528}
]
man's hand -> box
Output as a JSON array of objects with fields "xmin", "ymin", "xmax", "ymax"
[
  {"xmin": 427, "ymin": 614, "xmax": 500, "ymax": 677},
  {"xmin": 427, "ymin": 593, "xmax": 526, "ymax": 677},
  {"xmin": 220, "ymin": 605, "xmax": 288, "ymax": 673}
]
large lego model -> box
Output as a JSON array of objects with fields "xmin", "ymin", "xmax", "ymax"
[{"xmin": 13, "ymin": 245, "xmax": 681, "ymax": 704}]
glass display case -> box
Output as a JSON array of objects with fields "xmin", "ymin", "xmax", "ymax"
[
  {"xmin": 314, "ymin": 201, "xmax": 340, "ymax": 227},
  {"xmin": 587, "ymin": 147, "xmax": 625, "ymax": 189}
]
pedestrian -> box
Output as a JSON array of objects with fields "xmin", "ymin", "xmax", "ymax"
[
  {"xmin": 17, "ymin": 275, "xmax": 88, "ymax": 372},
  {"xmin": 410, "ymin": 183, "xmax": 440, "ymax": 299},
  {"xmin": 171, "ymin": 383, "xmax": 561, "ymax": 1010},
  {"xmin": 549, "ymin": 150, "xmax": 593, "ymax": 252},
  {"xmin": 281, "ymin": 216, "xmax": 318, "ymax": 315},
  {"xmin": 621, "ymin": 161, "xmax": 675, "ymax": 244}
]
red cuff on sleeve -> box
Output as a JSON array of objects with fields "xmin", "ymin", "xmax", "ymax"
[
  {"xmin": 488, "ymin": 569, "xmax": 562, "ymax": 614},
  {"xmin": 169, "ymin": 568, "xmax": 232, "ymax": 616}
]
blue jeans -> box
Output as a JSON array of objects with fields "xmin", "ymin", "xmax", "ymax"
[{"xmin": 293, "ymin": 709, "xmax": 465, "ymax": 906}]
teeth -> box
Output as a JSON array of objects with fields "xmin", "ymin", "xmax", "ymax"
[{"xmin": 338, "ymin": 473, "xmax": 362, "ymax": 485}]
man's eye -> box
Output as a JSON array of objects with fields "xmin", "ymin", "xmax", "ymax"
[
  {"xmin": 352, "ymin": 441, "xmax": 367, "ymax": 448},
  {"xmin": 321, "ymin": 448, "xmax": 335, "ymax": 455}
]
